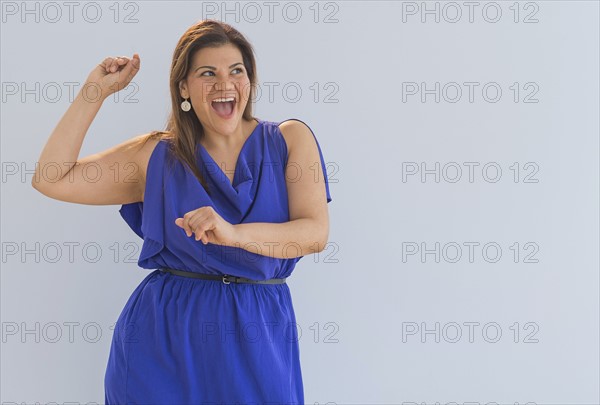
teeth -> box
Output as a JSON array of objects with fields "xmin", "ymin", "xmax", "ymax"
[{"xmin": 212, "ymin": 97, "xmax": 235, "ymax": 103}]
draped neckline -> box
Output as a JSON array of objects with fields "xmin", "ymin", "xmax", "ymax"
[{"xmin": 197, "ymin": 118, "xmax": 262, "ymax": 189}]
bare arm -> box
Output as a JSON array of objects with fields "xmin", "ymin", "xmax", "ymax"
[
  {"xmin": 233, "ymin": 219, "xmax": 326, "ymax": 259},
  {"xmin": 32, "ymin": 54, "xmax": 146, "ymax": 205}
]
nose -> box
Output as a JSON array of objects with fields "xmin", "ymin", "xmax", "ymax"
[{"xmin": 213, "ymin": 75, "xmax": 235, "ymax": 91}]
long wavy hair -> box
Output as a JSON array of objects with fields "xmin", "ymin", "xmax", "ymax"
[{"xmin": 140, "ymin": 19, "xmax": 258, "ymax": 196}]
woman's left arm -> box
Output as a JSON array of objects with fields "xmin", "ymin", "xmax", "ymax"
[{"xmin": 232, "ymin": 120, "xmax": 330, "ymax": 259}]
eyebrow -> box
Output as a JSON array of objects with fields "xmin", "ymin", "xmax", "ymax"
[{"xmin": 195, "ymin": 62, "xmax": 244, "ymax": 72}]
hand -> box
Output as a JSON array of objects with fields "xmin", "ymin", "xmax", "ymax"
[
  {"xmin": 84, "ymin": 53, "xmax": 140, "ymax": 101},
  {"xmin": 175, "ymin": 206, "xmax": 237, "ymax": 246}
]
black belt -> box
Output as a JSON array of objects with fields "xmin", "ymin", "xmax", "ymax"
[{"xmin": 160, "ymin": 267, "xmax": 287, "ymax": 285}]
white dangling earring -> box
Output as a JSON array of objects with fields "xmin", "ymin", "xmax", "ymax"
[{"xmin": 181, "ymin": 98, "xmax": 191, "ymax": 112}]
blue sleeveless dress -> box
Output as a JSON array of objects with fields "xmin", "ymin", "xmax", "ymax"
[{"xmin": 104, "ymin": 118, "xmax": 332, "ymax": 404}]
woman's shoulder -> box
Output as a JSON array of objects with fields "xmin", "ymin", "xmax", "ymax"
[{"xmin": 273, "ymin": 118, "xmax": 317, "ymax": 156}]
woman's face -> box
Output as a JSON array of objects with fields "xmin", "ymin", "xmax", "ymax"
[{"xmin": 179, "ymin": 43, "xmax": 252, "ymax": 135}]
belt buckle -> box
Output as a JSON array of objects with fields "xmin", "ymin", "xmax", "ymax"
[{"xmin": 222, "ymin": 274, "xmax": 231, "ymax": 284}]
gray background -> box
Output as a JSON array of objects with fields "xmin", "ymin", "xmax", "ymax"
[{"xmin": 1, "ymin": 1, "xmax": 599, "ymax": 404}]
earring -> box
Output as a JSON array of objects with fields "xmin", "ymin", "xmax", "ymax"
[{"xmin": 181, "ymin": 98, "xmax": 191, "ymax": 112}]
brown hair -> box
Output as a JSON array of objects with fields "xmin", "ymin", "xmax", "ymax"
[{"xmin": 141, "ymin": 19, "xmax": 258, "ymax": 196}]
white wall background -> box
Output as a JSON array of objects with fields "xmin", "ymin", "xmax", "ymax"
[{"xmin": 1, "ymin": 1, "xmax": 598, "ymax": 404}]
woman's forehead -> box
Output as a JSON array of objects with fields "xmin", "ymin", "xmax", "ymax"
[{"xmin": 192, "ymin": 44, "xmax": 242, "ymax": 65}]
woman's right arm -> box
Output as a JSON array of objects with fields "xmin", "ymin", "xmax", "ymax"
[{"xmin": 31, "ymin": 54, "xmax": 147, "ymax": 205}]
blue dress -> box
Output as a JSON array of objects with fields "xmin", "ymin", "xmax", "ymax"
[{"xmin": 104, "ymin": 118, "xmax": 332, "ymax": 404}]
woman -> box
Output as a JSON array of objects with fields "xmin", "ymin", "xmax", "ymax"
[{"xmin": 32, "ymin": 20, "xmax": 332, "ymax": 404}]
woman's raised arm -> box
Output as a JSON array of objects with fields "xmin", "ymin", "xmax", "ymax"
[{"xmin": 31, "ymin": 54, "xmax": 150, "ymax": 205}]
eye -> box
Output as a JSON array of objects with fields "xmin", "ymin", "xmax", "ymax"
[{"xmin": 200, "ymin": 68, "xmax": 243, "ymax": 77}]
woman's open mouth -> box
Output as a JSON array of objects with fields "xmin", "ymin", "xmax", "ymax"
[{"xmin": 211, "ymin": 97, "xmax": 236, "ymax": 119}]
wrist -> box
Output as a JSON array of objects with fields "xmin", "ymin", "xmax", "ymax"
[
  {"xmin": 80, "ymin": 81, "xmax": 110, "ymax": 104},
  {"xmin": 229, "ymin": 224, "xmax": 244, "ymax": 247}
]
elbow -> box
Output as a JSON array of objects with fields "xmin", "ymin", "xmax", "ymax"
[
  {"xmin": 319, "ymin": 236, "xmax": 329, "ymax": 253},
  {"xmin": 314, "ymin": 222, "xmax": 330, "ymax": 253},
  {"xmin": 31, "ymin": 175, "xmax": 39, "ymax": 188},
  {"xmin": 31, "ymin": 168, "xmax": 44, "ymax": 190},
  {"xmin": 315, "ymin": 240, "xmax": 328, "ymax": 254},
  {"xmin": 31, "ymin": 176, "xmax": 52, "ymax": 198},
  {"xmin": 31, "ymin": 182, "xmax": 48, "ymax": 198},
  {"xmin": 294, "ymin": 216, "xmax": 331, "ymax": 255},
  {"xmin": 31, "ymin": 176, "xmax": 42, "ymax": 192},
  {"xmin": 31, "ymin": 175, "xmax": 46, "ymax": 194}
]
